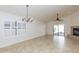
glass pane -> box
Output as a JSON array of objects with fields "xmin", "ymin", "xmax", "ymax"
[
  {"xmin": 54, "ymin": 24, "xmax": 64, "ymax": 36},
  {"xmin": 54, "ymin": 25, "xmax": 59, "ymax": 36},
  {"xmin": 58, "ymin": 24, "xmax": 64, "ymax": 36}
]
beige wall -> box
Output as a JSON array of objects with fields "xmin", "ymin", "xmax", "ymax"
[{"xmin": 46, "ymin": 10, "xmax": 79, "ymax": 36}]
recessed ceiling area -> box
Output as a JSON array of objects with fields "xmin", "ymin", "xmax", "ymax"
[{"xmin": 0, "ymin": 5, "xmax": 79, "ymax": 22}]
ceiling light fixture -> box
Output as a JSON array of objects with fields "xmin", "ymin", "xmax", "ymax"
[
  {"xmin": 22, "ymin": 5, "xmax": 33, "ymax": 22},
  {"xmin": 56, "ymin": 13, "xmax": 63, "ymax": 22}
]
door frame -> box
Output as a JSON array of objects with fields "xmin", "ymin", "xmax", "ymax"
[{"xmin": 53, "ymin": 23, "xmax": 65, "ymax": 36}]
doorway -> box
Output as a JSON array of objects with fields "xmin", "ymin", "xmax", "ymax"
[{"xmin": 53, "ymin": 24, "xmax": 64, "ymax": 36}]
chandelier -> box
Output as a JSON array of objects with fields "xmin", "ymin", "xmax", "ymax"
[{"xmin": 22, "ymin": 5, "xmax": 33, "ymax": 22}]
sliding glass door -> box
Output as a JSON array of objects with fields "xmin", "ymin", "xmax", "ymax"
[{"xmin": 54, "ymin": 24, "xmax": 64, "ymax": 36}]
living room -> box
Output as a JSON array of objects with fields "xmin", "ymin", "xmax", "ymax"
[{"xmin": 0, "ymin": 5, "xmax": 79, "ymax": 52}]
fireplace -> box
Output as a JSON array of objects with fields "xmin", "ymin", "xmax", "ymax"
[
  {"xmin": 71, "ymin": 26, "xmax": 79, "ymax": 36},
  {"xmin": 73, "ymin": 28, "xmax": 79, "ymax": 36}
]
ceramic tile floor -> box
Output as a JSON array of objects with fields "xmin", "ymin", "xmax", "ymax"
[{"xmin": 0, "ymin": 35, "xmax": 79, "ymax": 53}]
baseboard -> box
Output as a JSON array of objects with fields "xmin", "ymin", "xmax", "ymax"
[{"xmin": 0, "ymin": 34, "xmax": 46, "ymax": 48}]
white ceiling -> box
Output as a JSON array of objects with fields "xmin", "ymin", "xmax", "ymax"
[{"xmin": 0, "ymin": 5, "xmax": 79, "ymax": 22}]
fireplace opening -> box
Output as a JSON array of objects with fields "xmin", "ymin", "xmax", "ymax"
[{"xmin": 73, "ymin": 28, "xmax": 79, "ymax": 36}]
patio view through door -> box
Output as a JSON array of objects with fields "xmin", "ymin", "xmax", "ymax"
[{"xmin": 54, "ymin": 24, "xmax": 64, "ymax": 36}]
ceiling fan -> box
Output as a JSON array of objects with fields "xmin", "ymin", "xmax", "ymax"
[
  {"xmin": 22, "ymin": 5, "xmax": 33, "ymax": 22},
  {"xmin": 56, "ymin": 13, "xmax": 63, "ymax": 22}
]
